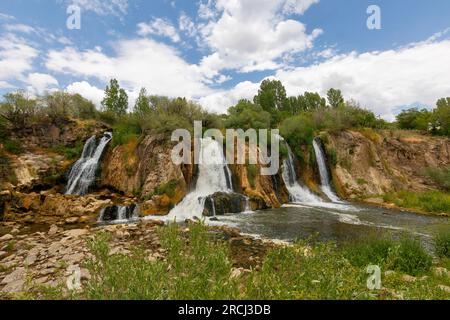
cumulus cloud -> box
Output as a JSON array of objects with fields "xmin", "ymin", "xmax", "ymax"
[
  {"xmin": 26, "ymin": 73, "xmax": 59, "ymax": 94},
  {"xmin": 137, "ymin": 18, "xmax": 181, "ymax": 43},
  {"xmin": 66, "ymin": 81, "xmax": 105, "ymax": 107},
  {"xmin": 197, "ymin": 0, "xmax": 322, "ymax": 76},
  {"xmin": 0, "ymin": 34, "xmax": 38, "ymax": 83},
  {"xmin": 275, "ymin": 40, "xmax": 450, "ymax": 120},
  {"xmin": 45, "ymin": 38, "xmax": 212, "ymax": 100}
]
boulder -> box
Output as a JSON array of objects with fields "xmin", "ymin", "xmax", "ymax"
[{"xmin": 203, "ymin": 192, "xmax": 248, "ymax": 216}]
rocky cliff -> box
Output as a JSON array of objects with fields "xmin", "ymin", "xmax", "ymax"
[{"xmin": 325, "ymin": 129, "xmax": 450, "ymax": 199}]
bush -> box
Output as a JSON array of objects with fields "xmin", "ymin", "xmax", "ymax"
[
  {"xmin": 111, "ymin": 116, "xmax": 140, "ymax": 148},
  {"xmin": 343, "ymin": 236, "xmax": 395, "ymax": 268},
  {"xmin": 246, "ymin": 164, "xmax": 258, "ymax": 189},
  {"xmin": 51, "ymin": 142, "xmax": 84, "ymax": 160},
  {"xmin": 152, "ymin": 180, "xmax": 178, "ymax": 198},
  {"xmin": 424, "ymin": 166, "xmax": 450, "ymax": 191},
  {"xmin": 435, "ymin": 231, "xmax": 450, "ymax": 258}
]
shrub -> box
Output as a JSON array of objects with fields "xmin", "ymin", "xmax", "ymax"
[
  {"xmin": 435, "ymin": 231, "xmax": 450, "ymax": 258},
  {"xmin": 246, "ymin": 164, "xmax": 258, "ymax": 189},
  {"xmin": 423, "ymin": 166, "xmax": 450, "ymax": 191},
  {"xmin": 152, "ymin": 180, "xmax": 178, "ymax": 198},
  {"xmin": 51, "ymin": 142, "xmax": 84, "ymax": 160}
]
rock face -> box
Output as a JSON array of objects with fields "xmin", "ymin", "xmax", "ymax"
[
  {"xmin": 101, "ymin": 135, "xmax": 193, "ymax": 215},
  {"xmin": 327, "ymin": 130, "xmax": 450, "ymax": 198},
  {"xmin": 1, "ymin": 191, "xmax": 113, "ymax": 224},
  {"xmin": 203, "ymin": 192, "xmax": 248, "ymax": 216}
]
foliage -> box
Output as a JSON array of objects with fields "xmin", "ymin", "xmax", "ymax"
[
  {"xmin": 433, "ymin": 97, "xmax": 450, "ymax": 136},
  {"xmin": 396, "ymin": 108, "xmax": 432, "ymax": 131},
  {"xmin": 151, "ymin": 180, "xmax": 178, "ymax": 198},
  {"xmin": 327, "ymin": 88, "xmax": 345, "ymax": 108},
  {"xmin": 246, "ymin": 164, "xmax": 258, "ymax": 189},
  {"xmin": 225, "ymin": 99, "xmax": 272, "ymax": 130},
  {"xmin": 343, "ymin": 234, "xmax": 432, "ymax": 276},
  {"xmin": 435, "ymin": 231, "xmax": 450, "ymax": 259},
  {"xmin": 110, "ymin": 115, "xmax": 141, "ymax": 148},
  {"xmin": 253, "ymin": 79, "xmax": 289, "ymax": 116},
  {"xmin": 51, "ymin": 142, "xmax": 84, "ymax": 160},
  {"xmin": 101, "ymin": 79, "xmax": 128, "ymax": 116},
  {"xmin": 133, "ymin": 87, "xmax": 151, "ymax": 116},
  {"xmin": 423, "ymin": 166, "xmax": 450, "ymax": 191},
  {"xmin": 383, "ymin": 190, "xmax": 450, "ymax": 214},
  {"xmin": 0, "ymin": 91, "xmax": 38, "ymax": 128}
]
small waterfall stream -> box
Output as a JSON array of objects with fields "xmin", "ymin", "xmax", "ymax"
[
  {"xmin": 280, "ymin": 139, "xmax": 323, "ymax": 203},
  {"xmin": 98, "ymin": 205, "xmax": 140, "ymax": 223},
  {"xmin": 65, "ymin": 132, "xmax": 112, "ymax": 195},
  {"xmin": 312, "ymin": 138, "xmax": 342, "ymax": 203},
  {"xmin": 167, "ymin": 137, "xmax": 233, "ymax": 221}
]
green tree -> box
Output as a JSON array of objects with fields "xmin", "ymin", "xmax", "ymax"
[
  {"xmin": 433, "ymin": 98, "xmax": 450, "ymax": 136},
  {"xmin": 225, "ymin": 99, "xmax": 271, "ymax": 130},
  {"xmin": 101, "ymin": 79, "xmax": 128, "ymax": 116},
  {"xmin": 396, "ymin": 108, "xmax": 432, "ymax": 131},
  {"xmin": 327, "ymin": 88, "xmax": 345, "ymax": 108},
  {"xmin": 303, "ymin": 92, "xmax": 326, "ymax": 111},
  {"xmin": 133, "ymin": 87, "xmax": 151, "ymax": 115},
  {"xmin": 253, "ymin": 79, "xmax": 290, "ymax": 123},
  {"xmin": 0, "ymin": 91, "xmax": 37, "ymax": 128}
]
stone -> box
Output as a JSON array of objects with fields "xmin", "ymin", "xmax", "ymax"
[
  {"xmin": 401, "ymin": 275, "xmax": 416, "ymax": 283},
  {"xmin": 10, "ymin": 228, "xmax": 20, "ymax": 235},
  {"xmin": 438, "ymin": 285, "xmax": 450, "ymax": 293},
  {"xmin": 0, "ymin": 251, "xmax": 7, "ymax": 259},
  {"xmin": 1, "ymin": 279, "xmax": 25, "ymax": 293},
  {"xmin": 433, "ymin": 267, "xmax": 449, "ymax": 278},
  {"xmin": 24, "ymin": 253, "xmax": 37, "ymax": 266},
  {"xmin": 64, "ymin": 229, "xmax": 88, "ymax": 238},
  {"xmin": 1, "ymin": 267, "xmax": 26, "ymax": 285},
  {"xmin": 65, "ymin": 217, "xmax": 79, "ymax": 224},
  {"xmin": 0, "ymin": 234, "xmax": 13, "ymax": 241},
  {"xmin": 48, "ymin": 224, "xmax": 59, "ymax": 236}
]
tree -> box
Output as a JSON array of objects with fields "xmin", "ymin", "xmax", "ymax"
[
  {"xmin": 327, "ymin": 88, "xmax": 344, "ymax": 108},
  {"xmin": 0, "ymin": 91, "xmax": 37, "ymax": 128},
  {"xmin": 101, "ymin": 79, "xmax": 128, "ymax": 116},
  {"xmin": 253, "ymin": 79, "xmax": 290, "ymax": 123},
  {"xmin": 133, "ymin": 87, "xmax": 151, "ymax": 115},
  {"xmin": 396, "ymin": 108, "xmax": 432, "ymax": 131},
  {"xmin": 303, "ymin": 92, "xmax": 326, "ymax": 111},
  {"xmin": 433, "ymin": 97, "xmax": 450, "ymax": 136},
  {"xmin": 226, "ymin": 99, "xmax": 271, "ymax": 130}
]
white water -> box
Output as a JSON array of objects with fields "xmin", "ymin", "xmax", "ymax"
[
  {"xmin": 167, "ymin": 138, "xmax": 233, "ymax": 221},
  {"xmin": 66, "ymin": 132, "xmax": 112, "ymax": 195},
  {"xmin": 281, "ymin": 142, "xmax": 323, "ymax": 203},
  {"xmin": 312, "ymin": 139, "xmax": 342, "ymax": 203},
  {"xmin": 98, "ymin": 205, "xmax": 140, "ymax": 223}
]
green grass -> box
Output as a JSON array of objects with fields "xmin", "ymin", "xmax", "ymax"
[
  {"xmin": 342, "ymin": 234, "xmax": 432, "ymax": 276},
  {"xmin": 51, "ymin": 142, "xmax": 84, "ymax": 160},
  {"xmin": 383, "ymin": 190, "xmax": 450, "ymax": 214},
  {"xmin": 144, "ymin": 180, "xmax": 179, "ymax": 200},
  {"xmin": 435, "ymin": 231, "xmax": 450, "ymax": 258},
  {"xmin": 423, "ymin": 166, "xmax": 450, "ymax": 191},
  {"xmin": 28, "ymin": 224, "xmax": 450, "ymax": 300},
  {"xmin": 246, "ymin": 164, "xmax": 257, "ymax": 189},
  {"xmin": 2, "ymin": 138, "xmax": 23, "ymax": 155}
]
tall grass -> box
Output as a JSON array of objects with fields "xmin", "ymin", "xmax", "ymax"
[{"xmin": 383, "ymin": 191, "xmax": 450, "ymax": 214}]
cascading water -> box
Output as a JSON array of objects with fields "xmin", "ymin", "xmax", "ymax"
[
  {"xmin": 98, "ymin": 204, "xmax": 140, "ymax": 223},
  {"xmin": 279, "ymin": 137, "xmax": 323, "ymax": 203},
  {"xmin": 312, "ymin": 138, "xmax": 342, "ymax": 203},
  {"xmin": 168, "ymin": 137, "xmax": 233, "ymax": 221},
  {"xmin": 65, "ymin": 132, "xmax": 112, "ymax": 196}
]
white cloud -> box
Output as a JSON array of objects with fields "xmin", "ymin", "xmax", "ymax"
[
  {"xmin": 66, "ymin": 81, "xmax": 105, "ymax": 107},
  {"xmin": 198, "ymin": 80, "xmax": 260, "ymax": 113},
  {"xmin": 0, "ymin": 13, "xmax": 15, "ymax": 21},
  {"xmin": 137, "ymin": 18, "xmax": 181, "ymax": 43},
  {"xmin": 179, "ymin": 13, "xmax": 197, "ymax": 37},
  {"xmin": 275, "ymin": 40, "xmax": 450, "ymax": 120},
  {"xmin": 4, "ymin": 23, "xmax": 36, "ymax": 34},
  {"xmin": 196, "ymin": 0, "xmax": 322, "ymax": 76},
  {"xmin": 64, "ymin": 0, "xmax": 128, "ymax": 17},
  {"xmin": 46, "ymin": 38, "xmax": 212, "ymax": 100},
  {"xmin": 26, "ymin": 73, "xmax": 59, "ymax": 94},
  {"xmin": 0, "ymin": 34, "xmax": 38, "ymax": 83},
  {"xmin": 0, "ymin": 81, "xmax": 14, "ymax": 89}
]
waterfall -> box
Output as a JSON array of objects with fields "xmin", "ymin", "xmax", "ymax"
[
  {"xmin": 65, "ymin": 132, "xmax": 112, "ymax": 195},
  {"xmin": 168, "ymin": 137, "xmax": 232, "ymax": 221},
  {"xmin": 98, "ymin": 205, "xmax": 140, "ymax": 223},
  {"xmin": 312, "ymin": 138, "xmax": 342, "ymax": 203},
  {"xmin": 282, "ymin": 143, "xmax": 323, "ymax": 203}
]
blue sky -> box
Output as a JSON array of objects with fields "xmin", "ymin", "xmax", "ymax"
[{"xmin": 1, "ymin": 0, "xmax": 450, "ymax": 120}]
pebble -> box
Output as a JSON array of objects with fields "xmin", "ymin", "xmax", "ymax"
[{"xmin": 0, "ymin": 234, "xmax": 14, "ymax": 242}]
